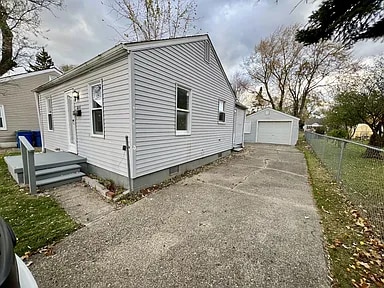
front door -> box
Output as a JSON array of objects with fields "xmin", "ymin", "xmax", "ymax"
[
  {"xmin": 234, "ymin": 107, "xmax": 245, "ymax": 147},
  {"xmin": 65, "ymin": 92, "xmax": 77, "ymax": 154}
]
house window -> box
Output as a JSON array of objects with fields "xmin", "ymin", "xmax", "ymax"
[
  {"xmin": 90, "ymin": 82, "xmax": 104, "ymax": 135},
  {"xmin": 218, "ymin": 100, "xmax": 225, "ymax": 123},
  {"xmin": 176, "ymin": 86, "xmax": 191, "ymax": 135},
  {"xmin": 0, "ymin": 105, "xmax": 6, "ymax": 130},
  {"xmin": 204, "ymin": 41, "xmax": 210, "ymax": 63},
  {"xmin": 46, "ymin": 97, "xmax": 53, "ymax": 131}
]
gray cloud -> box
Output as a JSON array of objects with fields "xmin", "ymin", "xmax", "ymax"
[{"xmin": 36, "ymin": 0, "xmax": 383, "ymax": 75}]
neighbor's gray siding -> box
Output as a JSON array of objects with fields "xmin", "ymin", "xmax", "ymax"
[
  {"xmin": 0, "ymin": 72, "xmax": 59, "ymax": 145},
  {"xmin": 39, "ymin": 56, "xmax": 131, "ymax": 177},
  {"xmin": 133, "ymin": 41, "xmax": 235, "ymax": 178}
]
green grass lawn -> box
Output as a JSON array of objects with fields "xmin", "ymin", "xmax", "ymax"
[
  {"xmin": 298, "ymin": 135, "xmax": 384, "ymax": 287},
  {"xmin": 306, "ymin": 135, "xmax": 384, "ymax": 235},
  {"xmin": 0, "ymin": 151, "xmax": 80, "ymax": 256}
]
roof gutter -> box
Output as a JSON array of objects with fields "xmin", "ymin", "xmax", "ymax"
[{"xmin": 34, "ymin": 44, "xmax": 128, "ymax": 93}]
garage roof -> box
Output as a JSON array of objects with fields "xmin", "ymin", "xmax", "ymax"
[{"xmin": 247, "ymin": 108, "xmax": 300, "ymax": 121}]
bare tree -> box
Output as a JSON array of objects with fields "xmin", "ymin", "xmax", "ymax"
[
  {"xmin": 107, "ymin": 0, "xmax": 199, "ymax": 41},
  {"xmin": 244, "ymin": 25, "xmax": 350, "ymax": 124},
  {"xmin": 0, "ymin": 0, "xmax": 64, "ymax": 77},
  {"xmin": 230, "ymin": 71, "xmax": 250, "ymax": 101}
]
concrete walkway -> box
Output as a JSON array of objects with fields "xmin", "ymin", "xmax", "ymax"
[
  {"xmin": 45, "ymin": 182, "xmax": 118, "ymax": 225},
  {"xmin": 30, "ymin": 144, "xmax": 329, "ymax": 288}
]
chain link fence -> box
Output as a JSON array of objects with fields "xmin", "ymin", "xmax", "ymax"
[{"xmin": 305, "ymin": 131, "xmax": 384, "ymax": 239}]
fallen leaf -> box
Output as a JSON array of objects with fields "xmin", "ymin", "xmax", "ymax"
[
  {"xmin": 26, "ymin": 261, "xmax": 33, "ymax": 267},
  {"xmin": 358, "ymin": 261, "xmax": 370, "ymax": 269}
]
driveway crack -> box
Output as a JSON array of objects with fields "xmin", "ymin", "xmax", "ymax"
[{"xmin": 232, "ymin": 158, "xmax": 269, "ymax": 190}]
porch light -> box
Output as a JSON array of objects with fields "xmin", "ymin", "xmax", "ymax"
[{"xmin": 72, "ymin": 90, "xmax": 80, "ymax": 101}]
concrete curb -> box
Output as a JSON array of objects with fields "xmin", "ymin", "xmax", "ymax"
[{"xmin": 82, "ymin": 176, "xmax": 114, "ymax": 200}]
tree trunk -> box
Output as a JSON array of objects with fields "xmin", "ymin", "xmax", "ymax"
[{"xmin": 0, "ymin": 4, "xmax": 17, "ymax": 76}]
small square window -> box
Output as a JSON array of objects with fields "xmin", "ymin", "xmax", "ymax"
[
  {"xmin": 218, "ymin": 100, "xmax": 225, "ymax": 123},
  {"xmin": 169, "ymin": 165, "xmax": 179, "ymax": 175}
]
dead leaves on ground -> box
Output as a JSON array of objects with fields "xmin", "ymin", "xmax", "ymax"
[
  {"xmin": 329, "ymin": 208, "xmax": 384, "ymax": 287},
  {"xmin": 20, "ymin": 244, "xmax": 56, "ymax": 267}
]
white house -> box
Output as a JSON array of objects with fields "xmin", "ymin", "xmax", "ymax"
[
  {"xmin": 33, "ymin": 35, "xmax": 246, "ymax": 191},
  {"xmin": 244, "ymin": 108, "xmax": 299, "ymax": 146}
]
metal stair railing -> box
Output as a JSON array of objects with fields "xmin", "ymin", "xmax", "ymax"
[{"xmin": 19, "ymin": 136, "xmax": 36, "ymax": 195}]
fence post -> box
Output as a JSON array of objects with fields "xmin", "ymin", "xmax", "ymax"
[
  {"xmin": 336, "ymin": 141, "xmax": 346, "ymax": 183},
  {"xmin": 321, "ymin": 135, "xmax": 326, "ymax": 160}
]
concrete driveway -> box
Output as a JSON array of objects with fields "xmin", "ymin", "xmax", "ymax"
[{"xmin": 30, "ymin": 144, "xmax": 329, "ymax": 288}]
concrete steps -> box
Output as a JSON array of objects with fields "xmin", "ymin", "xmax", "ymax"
[{"xmin": 36, "ymin": 172, "xmax": 85, "ymax": 190}]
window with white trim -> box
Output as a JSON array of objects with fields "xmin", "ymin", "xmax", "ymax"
[
  {"xmin": 46, "ymin": 97, "xmax": 53, "ymax": 131},
  {"xmin": 0, "ymin": 105, "xmax": 6, "ymax": 130},
  {"xmin": 218, "ymin": 100, "xmax": 226, "ymax": 122},
  {"xmin": 90, "ymin": 82, "xmax": 104, "ymax": 135},
  {"xmin": 176, "ymin": 86, "xmax": 191, "ymax": 135}
]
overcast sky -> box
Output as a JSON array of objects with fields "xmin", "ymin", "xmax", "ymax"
[{"xmin": 36, "ymin": 0, "xmax": 384, "ymax": 77}]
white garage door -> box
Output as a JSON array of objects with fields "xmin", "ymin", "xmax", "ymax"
[{"xmin": 257, "ymin": 121, "xmax": 291, "ymax": 145}]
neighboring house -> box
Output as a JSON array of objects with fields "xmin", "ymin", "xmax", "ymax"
[
  {"xmin": 303, "ymin": 118, "xmax": 324, "ymax": 131},
  {"xmin": 34, "ymin": 35, "xmax": 245, "ymax": 191},
  {"xmin": 352, "ymin": 123, "xmax": 373, "ymax": 140},
  {"xmin": 0, "ymin": 69, "xmax": 62, "ymax": 148},
  {"xmin": 244, "ymin": 108, "xmax": 299, "ymax": 146}
]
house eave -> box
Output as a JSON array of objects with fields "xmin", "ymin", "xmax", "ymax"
[
  {"xmin": 247, "ymin": 108, "xmax": 300, "ymax": 121},
  {"xmin": 235, "ymin": 102, "xmax": 248, "ymax": 110},
  {"xmin": 0, "ymin": 68, "xmax": 62, "ymax": 83},
  {"xmin": 34, "ymin": 44, "xmax": 128, "ymax": 93}
]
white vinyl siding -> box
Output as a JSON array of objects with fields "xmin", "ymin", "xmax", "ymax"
[
  {"xmin": 204, "ymin": 41, "xmax": 210, "ymax": 63},
  {"xmin": 39, "ymin": 57, "xmax": 131, "ymax": 177},
  {"xmin": 46, "ymin": 97, "xmax": 53, "ymax": 131},
  {"xmin": 0, "ymin": 105, "xmax": 7, "ymax": 130},
  {"xmin": 133, "ymin": 41, "xmax": 235, "ymax": 178}
]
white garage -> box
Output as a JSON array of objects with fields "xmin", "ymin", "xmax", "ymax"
[{"xmin": 244, "ymin": 108, "xmax": 299, "ymax": 146}]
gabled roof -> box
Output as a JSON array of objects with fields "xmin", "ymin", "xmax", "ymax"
[
  {"xmin": 305, "ymin": 118, "xmax": 324, "ymax": 125},
  {"xmin": 246, "ymin": 108, "xmax": 300, "ymax": 121},
  {"xmin": 0, "ymin": 68, "xmax": 62, "ymax": 83},
  {"xmin": 34, "ymin": 34, "xmax": 236, "ymax": 101}
]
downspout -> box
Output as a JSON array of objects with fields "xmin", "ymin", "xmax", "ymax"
[
  {"xmin": 34, "ymin": 92, "xmax": 45, "ymax": 153},
  {"xmin": 123, "ymin": 45, "xmax": 135, "ymax": 191}
]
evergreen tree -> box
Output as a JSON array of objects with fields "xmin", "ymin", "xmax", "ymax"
[
  {"xmin": 296, "ymin": 0, "xmax": 384, "ymax": 45},
  {"xmin": 29, "ymin": 47, "xmax": 55, "ymax": 71}
]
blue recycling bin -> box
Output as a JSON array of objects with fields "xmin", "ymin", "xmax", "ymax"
[
  {"xmin": 32, "ymin": 131, "xmax": 41, "ymax": 147},
  {"xmin": 16, "ymin": 130, "xmax": 33, "ymax": 148}
]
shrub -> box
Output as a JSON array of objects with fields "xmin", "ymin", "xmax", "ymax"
[
  {"xmin": 328, "ymin": 129, "xmax": 349, "ymax": 139},
  {"xmin": 314, "ymin": 126, "xmax": 326, "ymax": 134}
]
